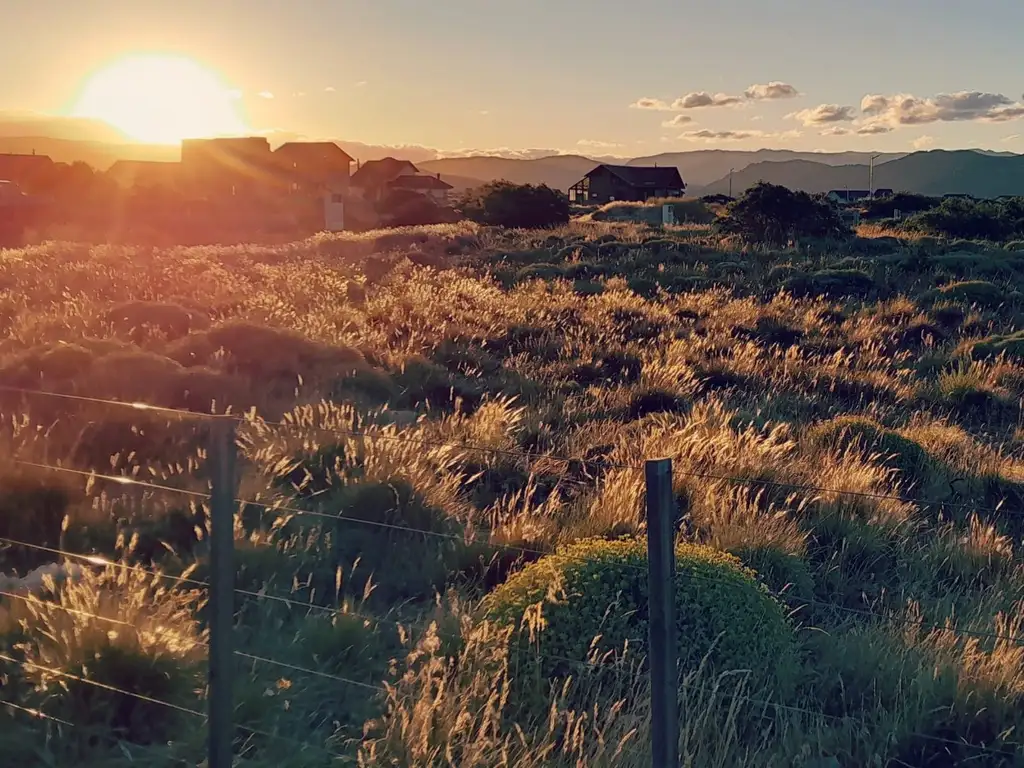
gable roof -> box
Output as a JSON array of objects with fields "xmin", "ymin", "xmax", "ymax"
[
  {"xmin": 388, "ymin": 174, "xmax": 453, "ymax": 191},
  {"xmin": 274, "ymin": 141, "xmax": 354, "ymax": 164},
  {"xmin": 589, "ymin": 164, "xmax": 685, "ymax": 189},
  {"xmin": 0, "ymin": 153, "xmax": 55, "ymax": 176},
  {"xmin": 351, "ymin": 157, "xmax": 419, "ymax": 187}
]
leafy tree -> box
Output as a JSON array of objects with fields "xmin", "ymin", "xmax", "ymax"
[
  {"xmin": 457, "ymin": 180, "xmax": 569, "ymax": 229},
  {"xmin": 714, "ymin": 182, "xmax": 850, "ymax": 247}
]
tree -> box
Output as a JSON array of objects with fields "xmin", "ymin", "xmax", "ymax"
[
  {"xmin": 714, "ymin": 182, "xmax": 850, "ymax": 247},
  {"xmin": 457, "ymin": 180, "xmax": 569, "ymax": 229}
]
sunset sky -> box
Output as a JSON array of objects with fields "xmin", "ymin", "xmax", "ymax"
[{"xmin": 3, "ymin": 0, "xmax": 1024, "ymax": 156}]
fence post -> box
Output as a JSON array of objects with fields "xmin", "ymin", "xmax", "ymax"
[
  {"xmin": 645, "ymin": 458, "xmax": 678, "ymax": 768},
  {"xmin": 208, "ymin": 420, "xmax": 238, "ymax": 768}
]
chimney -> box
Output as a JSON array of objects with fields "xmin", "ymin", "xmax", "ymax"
[{"xmin": 436, "ymin": 172, "xmax": 441, "ymax": 180}]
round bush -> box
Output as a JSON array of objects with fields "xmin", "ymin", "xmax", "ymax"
[{"xmin": 483, "ymin": 538, "xmax": 796, "ymax": 693}]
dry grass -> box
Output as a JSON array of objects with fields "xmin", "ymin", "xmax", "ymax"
[{"xmin": 4, "ymin": 220, "xmax": 1024, "ymax": 765}]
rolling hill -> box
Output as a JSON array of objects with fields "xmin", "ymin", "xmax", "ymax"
[
  {"xmin": 417, "ymin": 155, "xmax": 600, "ymax": 193},
  {"xmin": 699, "ymin": 150, "xmax": 1024, "ymax": 199},
  {"xmin": 627, "ymin": 150, "xmax": 907, "ymax": 189}
]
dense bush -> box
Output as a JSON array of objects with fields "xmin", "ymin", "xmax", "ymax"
[
  {"xmin": 714, "ymin": 182, "xmax": 850, "ymax": 248},
  {"xmin": 457, "ymin": 181, "xmax": 569, "ymax": 229},
  {"xmin": 906, "ymin": 196, "xmax": 1024, "ymax": 241},
  {"xmin": 483, "ymin": 538, "xmax": 797, "ymax": 699},
  {"xmin": 861, "ymin": 193, "xmax": 941, "ymax": 220}
]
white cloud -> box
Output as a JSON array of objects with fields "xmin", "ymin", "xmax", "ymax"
[
  {"xmin": 788, "ymin": 104, "xmax": 856, "ymax": 125},
  {"xmin": 744, "ymin": 82, "xmax": 800, "ymax": 100},
  {"xmin": 856, "ymin": 123, "xmax": 894, "ymax": 135},
  {"xmin": 673, "ymin": 91, "xmax": 742, "ymax": 109},
  {"xmin": 576, "ymin": 139, "xmax": 623, "ymax": 149},
  {"xmin": 912, "ymin": 135, "xmax": 936, "ymax": 150},
  {"xmin": 820, "ymin": 126, "xmax": 851, "ymax": 136},
  {"xmin": 678, "ymin": 128, "xmax": 800, "ymax": 142},
  {"xmin": 257, "ymin": 91, "xmax": 275, "ymax": 99},
  {"xmin": 1003, "ymin": 134, "xmax": 1021, "ymax": 143},
  {"xmin": 354, "ymin": 80, "xmax": 368, "ymax": 88},
  {"xmin": 661, "ymin": 114, "xmax": 694, "ymax": 128},
  {"xmin": 324, "ymin": 86, "xmax": 336, "ymax": 93},
  {"xmin": 631, "ymin": 97, "xmax": 673, "ymax": 110},
  {"xmin": 862, "ymin": 91, "xmax": 1024, "ymax": 126}
]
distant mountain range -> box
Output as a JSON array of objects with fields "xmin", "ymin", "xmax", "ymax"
[
  {"xmin": 699, "ymin": 150, "xmax": 1024, "ymax": 199},
  {"xmin": 2, "ymin": 123, "xmax": 1022, "ymax": 199}
]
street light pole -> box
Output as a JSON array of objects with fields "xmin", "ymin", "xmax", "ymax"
[
  {"xmin": 729, "ymin": 168, "xmax": 734, "ymax": 198},
  {"xmin": 869, "ymin": 153, "xmax": 881, "ymax": 198}
]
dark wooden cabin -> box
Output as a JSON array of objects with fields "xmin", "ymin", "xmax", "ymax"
[{"xmin": 568, "ymin": 164, "xmax": 685, "ymax": 204}]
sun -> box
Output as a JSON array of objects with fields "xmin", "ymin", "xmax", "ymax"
[{"xmin": 70, "ymin": 53, "xmax": 249, "ymax": 144}]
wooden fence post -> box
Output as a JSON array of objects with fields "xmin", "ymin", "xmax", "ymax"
[
  {"xmin": 208, "ymin": 420, "xmax": 238, "ymax": 768},
  {"xmin": 645, "ymin": 458, "xmax": 678, "ymax": 768}
]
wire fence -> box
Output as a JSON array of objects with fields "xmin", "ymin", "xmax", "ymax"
[{"xmin": 1, "ymin": 384, "xmax": 1023, "ymax": 765}]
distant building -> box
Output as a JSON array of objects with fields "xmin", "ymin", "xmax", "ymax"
[
  {"xmin": 272, "ymin": 141, "xmax": 354, "ymax": 193},
  {"xmin": 826, "ymin": 189, "xmax": 893, "ymax": 204},
  {"xmin": 0, "ymin": 152, "xmax": 55, "ymax": 186},
  {"xmin": 180, "ymin": 137, "xmax": 279, "ymax": 196},
  {"xmin": 108, "ymin": 160, "xmax": 181, "ymax": 189},
  {"xmin": 350, "ymin": 157, "xmax": 452, "ymax": 202},
  {"xmin": 568, "ymin": 165, "xmax": 685, "ymax": 204}
]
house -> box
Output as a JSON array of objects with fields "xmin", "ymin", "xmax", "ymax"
[
  {"xmin": 108, "ymin": 160, "xmax": 181, "ymax": 189},
  {"xmin": 350, "ymin": 157, "xmax": 419, "ymax": 201},
  {"xmin": 180, "ymin": 137, "xmax": 280, "ymax": 195},
  {"xmin": 0, "ymin": 152, "xmax": 55, "ymax": 187},
  {"xmin": 386, "ymin": 173, "xmax": 453, "ymax": 202},
  {"xmin": 272, "ymin": 142, "xmax": 354, "ymax": 193},
  {"xmin": 567, "ymin": 165, "xmax": 685, "ymax": 204},
  {"xmin": 826, "ymin": 189, "xmax": 893, "ymax": 204}
]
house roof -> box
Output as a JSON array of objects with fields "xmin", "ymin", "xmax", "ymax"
[
  {"xmin": 387, "ymin": 174, "xmax": 453, "ymax": 191},
  {"xmin": 587, "ymin": 164, "xmax": 685, "ymax": 189},
  {"xmin": 0, "ymin": 153, "xmax": 55, "ymax": 174},
  {"xmin": 351, "ymin": 157, "xmax": 419, "ymax": 187},
  {"xmin": 274, "ymin": 141, "xmax": 355, "ymax": 164}
]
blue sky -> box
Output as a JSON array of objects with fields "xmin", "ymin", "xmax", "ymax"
[{"xmin": 3, "ymin": 0, "xmax": 1024, "ymax": 154}]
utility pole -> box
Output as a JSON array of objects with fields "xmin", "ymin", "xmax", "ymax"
[
  {"xmin": 728, "ymin": 168, "xmax": 734, "ymax": 198},
  {"xmin": 869, "ymin": 153, "xmax": 881, "ymax": 198}
]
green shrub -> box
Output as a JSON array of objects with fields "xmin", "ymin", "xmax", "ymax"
[
  {"xmin": 11, "ymin": 568, "xmax": 204, "ymax": 753},
  {"xmin": 715, "ymin": 182, "xmax": 850, "ymax": 247},
  {"xmin": 728, "ymin": 544, "xmax": 814, "ymax": 603},
  {"xmin": 626, "ymin": 276, "xmax": 659, "ymax": 297},
  {"xmin": 274, "ymin": 478, "xmax": 468, "ymax": 604},
  {"xmin": 809, "ymin": 269, "xmax": 876, "ymax": 298},
  {"xmin": 457, "ymin": 181, "xmax": 569, "ymax": 229},
  {"xmin": 572, "ymin": 279, "xmax": 606, "ymax": 296},
  {"xmin": 922, "ymin": 280, "xmax": 1007, "ymax": 308},
  {"xmin": 0, "ymin": 465, "xmax": 81, "ymax": 573},
  {"xmin": 967, "ymin": 331, "xmax": 1024, "ymax": 361},
  {"xmin": 483, "ymin": 538, "xmax": 797, "ymax": 702},
  {"xmin": 806, "ymin": 416, "xmax": 931, "ymax": 488},
  {"xmin": 627, "ymin": 389, "xmax": 690, "ymax": 420},
  {"xmin": 515, "ymin": 263, "xmax": 565, "ymax": 282},
  {"xmin": 555, "ymin": 243, "xmax": 597, "ymax": 261}
]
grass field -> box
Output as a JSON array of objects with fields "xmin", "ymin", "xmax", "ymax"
[{"xmin": 3, "ymin": 219, "xmax": 1024, "ymax": 766}]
